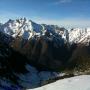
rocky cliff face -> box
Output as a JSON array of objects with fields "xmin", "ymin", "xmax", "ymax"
[{"xmin": 0, "ymin": 40, "xmax": 62, "ymax": 89}]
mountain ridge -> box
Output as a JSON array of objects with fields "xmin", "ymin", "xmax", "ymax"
[{"xmin": 0, "ymin": 18, "xmax": 90, "ymax": 45}]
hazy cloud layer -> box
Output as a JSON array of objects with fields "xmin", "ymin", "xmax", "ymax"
[
  {"xmin": 51, "ymin": 0, "xmax": 72, "ymax": 5},
  {"xmin": 0, "ymin": 12, "xmax": 90, "ymax": 28},
  {"xmin": 34, "ymin": 17, "xmax": 90, "ymax": 28}
]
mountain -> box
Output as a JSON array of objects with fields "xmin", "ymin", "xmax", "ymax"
[
  {"xmin": 0, "ymin": 18, "xmax": 90, "ymax": 89},
  {"xmin": 69, "ymin": 28, "xmax": 90, "ymax": 44},
  {"xmin": 0, "ymin": 18, "xmax": 70, "ymax": 71},
  {"xmin": 0, "ymin": 18, "xmax": 90, "ymax": 45},
  {"xmin": 0, "ymin": 18, "xmax": 67, "ymax": 40},
  {"xmin": 0, "ymin": 18, "xmax": 42, "ymax": 39},
  {"xmin": 0, "ymin": 18, "xmax": 90, "ymax": 71}
]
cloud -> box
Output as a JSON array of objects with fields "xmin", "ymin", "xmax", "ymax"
[
  {"xmin": 52, "ymin": 0, "xmax": 72, "ymax": 5},
  {"xmin": 0, "ymin": 13, "xmax": 90, "ymax": 28},
  {"xmin": 34, "ymin": 17, "xmax": 90, "ymax": 28}
]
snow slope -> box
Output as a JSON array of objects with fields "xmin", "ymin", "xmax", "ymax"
[
  {"xmin": 69, "ymin": 28, "xmax": 86, "ymax": 43},
  {"xmin": 78, "ymin": 28, "xmax": 90, "ymax": 44},
  {"xmin": 28, "ymin": 75, "xmax": 90, "ymax": 90},
  {"xmin": 69, "ymin": 28, "xmax": 90, "ymax": 44}
]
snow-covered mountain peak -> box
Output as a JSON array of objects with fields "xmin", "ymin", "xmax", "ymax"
[
  {"xmin": 0, "ymin": 18, "xmax": 67, "ymax": 41},
  {"xmin": 69, "ymin": 28, "xmax": 90, "ymax": 44},
  {"xmin": 0, "ymin": 18, "xmax": 43, "ymax": 39}
]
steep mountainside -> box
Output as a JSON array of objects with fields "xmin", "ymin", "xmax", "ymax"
[
  {"xmin": 0, "ymin": 18, "xmax": 90, "ymax": 72},
  {"xmin": 0, "ymin": 41, "xmax": 62, "ymax": 89},
  {"xmin": 0, "ymin": 18, "xmax": 90, "ymax": 89}
]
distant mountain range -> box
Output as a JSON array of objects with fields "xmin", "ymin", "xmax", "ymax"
[{"xmin": 0, "ymin": 18, "xmax": 90, "ymax": 45}]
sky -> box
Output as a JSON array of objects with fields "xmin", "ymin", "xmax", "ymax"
[{"xmin": 0, "ymin": 0, "xmax": 90, "ymax": 28}]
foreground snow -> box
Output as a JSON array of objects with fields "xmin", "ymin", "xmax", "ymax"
[{"xmin": 28, "ymin": 75, "xmax": 90, "ymax": 90}]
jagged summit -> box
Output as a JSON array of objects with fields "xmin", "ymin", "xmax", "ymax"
[
  {"xmin": 0, "ymin": 18, "xmax": 67, "ymax": 40},
  {"xmin": 0, "ymin": 18, "xmax": 43, "ymax": 39}
]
